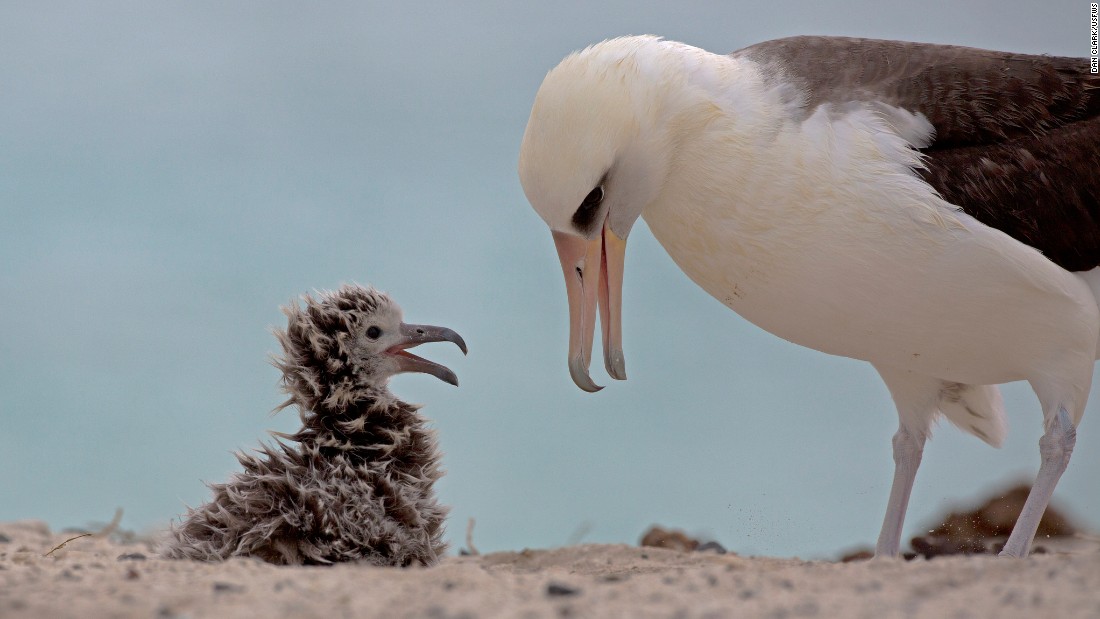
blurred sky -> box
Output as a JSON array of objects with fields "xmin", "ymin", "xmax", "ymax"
[{"xmin": 1, "ymin": 1, "xmax": 1097, "ymax": 559}]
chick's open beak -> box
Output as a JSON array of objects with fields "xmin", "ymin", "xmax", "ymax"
[{"xmin": 386, "ymin": 322, "xmax": 467, "ymax": 386}]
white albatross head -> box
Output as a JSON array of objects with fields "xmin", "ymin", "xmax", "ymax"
[{"xmin": 518, "ymin": 36, "xmax": 691, "ymax": 391}]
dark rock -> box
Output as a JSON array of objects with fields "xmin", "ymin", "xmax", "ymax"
[
  {"xmin": 697, "ymin": 541, "xmax": 727, "ymax": 554},
  {"xmin": 839, "ymin": 549, "xmax": 874, "ymax": 562},
  {"xmin": 117, "ymin": 553, "xmax": 147, "ymax": 561},
  {"xmin": 546, "ymin": 582, "xmax": 580, "ymax": 597},
  {"xmin": 213, "ymin": 581, "xmax": 245, "ymax": 593}
]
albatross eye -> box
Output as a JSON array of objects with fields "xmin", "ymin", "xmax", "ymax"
[
  {"xmin": 571, "ymin": 185, "xmax": 604, "ymax": 231},
  {"xmin": 366, "ymin": 326, "xmax": 381, "ymax": 339}
]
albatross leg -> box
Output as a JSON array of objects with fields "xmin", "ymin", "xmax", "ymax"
[
  {"xmin": 875, "ymin": 424, "xmax": 926, "ymax": 557},
  {"xmin": 999, "ymin": 406, "xmax": 1076, "ymax": 557},
  {"xmin": 873, "ymin": 366, "xmax": 940, "ymax": 557}
]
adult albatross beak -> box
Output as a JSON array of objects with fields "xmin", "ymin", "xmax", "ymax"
[
  {"xmin": 552, "ymin": 220, "xmax": 627, "ymax": 392},
  {"xmin": 386, "ymin": 322, "xmax": 468, "ymax": 386}
]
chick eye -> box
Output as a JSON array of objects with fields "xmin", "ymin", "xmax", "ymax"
[
  {"xmin": 366, "ymin": 326, "xmax": 381, "ymax": 339},
  {"xmin": 571, "ymin": 185, "xmax": 604, "ymax": 230}
]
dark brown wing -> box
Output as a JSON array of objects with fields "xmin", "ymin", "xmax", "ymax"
[{"xmin": 734, "ymin": 36, "xmax": 1100, "ymax": 271}]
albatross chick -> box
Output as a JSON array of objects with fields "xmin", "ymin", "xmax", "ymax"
[{"xmin": 162, "ymin": 284, "xmax": 466, "ymax": 566}]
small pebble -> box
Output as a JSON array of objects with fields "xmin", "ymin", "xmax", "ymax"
[
  {"xmin": 547, "ymin": 582, "xmax": 580, "ymax": 597},
  {"xmin": 840, "ymin": 550, "xmax": 873, "ymax": 562},
  {"xmin": 117, "ymin": 553, "xmax": 147, "ymax": 561},
  {"xmin": 213, "ymin": 581, "xmax": 245, "ymax": 593}
]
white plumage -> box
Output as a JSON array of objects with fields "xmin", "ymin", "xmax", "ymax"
[{"xmin": 518, "ymin": 35, "xmax": 1100, "ymax": 557}]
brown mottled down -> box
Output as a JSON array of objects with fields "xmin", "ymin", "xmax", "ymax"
[
  {"xmin": 161, "ymin": 285, "xmax": 452, "ymax": 566},
  {"xmin": 736, "ymin": 36, "xmax": 1100, "ymax": 271}
]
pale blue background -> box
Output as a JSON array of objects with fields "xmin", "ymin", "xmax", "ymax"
[{"xmin": 2, "ymin": 1, "xmax": 1096, "ymax": 558}]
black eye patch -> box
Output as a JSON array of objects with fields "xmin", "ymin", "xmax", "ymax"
[{"xmin": 571, "ymin": 185, "xmax": 604, "ymax": 232}]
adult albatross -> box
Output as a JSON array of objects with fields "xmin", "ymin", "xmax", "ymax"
[{"xmin": 517, "ymin": 35, "xmax": 1100, "ymax": 558}]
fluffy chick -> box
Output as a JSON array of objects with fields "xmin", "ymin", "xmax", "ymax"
[{"xmin": 161, "ymin": 284, "xmax": 466, "ymax": 566}]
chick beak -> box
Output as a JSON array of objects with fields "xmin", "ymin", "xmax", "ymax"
[{"xmin": 386, "ymin": 322, "xmax": 468, "ymax": 386}]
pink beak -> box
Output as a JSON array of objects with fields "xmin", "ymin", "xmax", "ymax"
[{"xmin": 552, "ymin": 221, "xmax": 627, "ymax": 392}]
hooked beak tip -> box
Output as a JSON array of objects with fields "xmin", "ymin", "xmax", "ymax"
[
  {"xmin": 569, "ymin": 355, "xmax": 604, "ymax": 393},
  {"xmin": 605, "ymin": 347, "xmax": 627, "ymax": 381},
  {"xmin": 393, "ymin": 323, "xmax": 466, "ymax": 385}
]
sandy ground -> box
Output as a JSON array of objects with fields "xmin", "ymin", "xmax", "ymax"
[{"xmin": 2, "ymin": 520, "xmax": 1099, "ymax": 619}]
